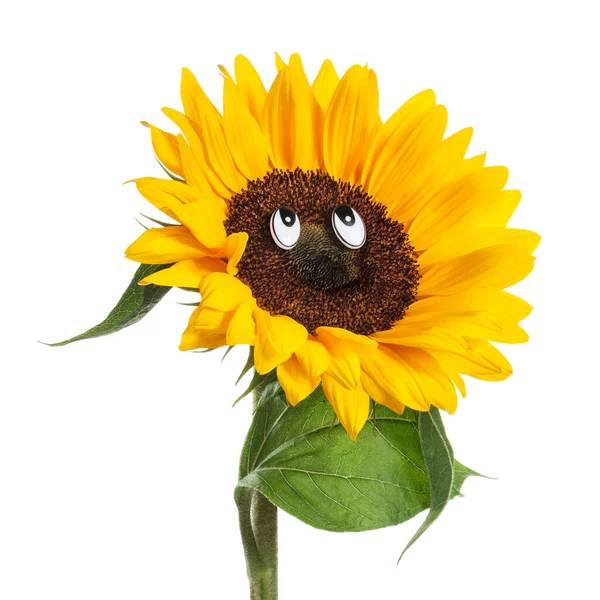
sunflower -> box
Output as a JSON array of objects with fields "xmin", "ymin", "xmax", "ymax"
[{"xmin": 125, "ymin": 53, "xmax": 539, "ymax": 440}]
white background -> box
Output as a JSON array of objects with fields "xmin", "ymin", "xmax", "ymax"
[{"xmin": 1, "ymin": 1, "xmax": 599, "ymax": 598}]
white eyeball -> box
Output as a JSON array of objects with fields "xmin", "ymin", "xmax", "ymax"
[
  {"xmin": 270, "ymin": 207, "xmax": 301, "ymax": 250},
  {"xmin": 331, "ymin": 205, "xmax": 366, "ymax": 249}
]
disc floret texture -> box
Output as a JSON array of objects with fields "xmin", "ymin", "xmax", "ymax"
[{"xmin": 125, "ymin": 53, "xmax": 539, "ymax": 440}]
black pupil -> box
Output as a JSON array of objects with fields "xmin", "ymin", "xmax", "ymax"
[
  {"xmin": 279, "ymin": 207, "xmax": 296, "ymax": 227},
  {"xmin": 335, "ymin": 205, "xmax": 355, "ymax": 226}
]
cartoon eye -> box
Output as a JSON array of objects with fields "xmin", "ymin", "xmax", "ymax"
[
  {"xmin": 270, "ymin": 207, "xmax": 301, "ymax": 249},
  {"xmin": 331, "ymin": 205, "xmax": 366, "ymax": 249}
]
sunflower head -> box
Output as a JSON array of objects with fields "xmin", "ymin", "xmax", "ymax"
[
  {"xmin": 125, "ymin": 53, "xmax": 539, "ymax": 440},
  {"xmin": 225, "ymin": 168, "xmax": 420, "ymax": 335}
]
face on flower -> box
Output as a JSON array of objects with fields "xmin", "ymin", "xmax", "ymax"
[
  {"xmin": 125, "ymin": 54, "xmax": 539, "ymax": 439},
  {"xmin": 226, "ymin": 169, "xmax": 419, "ymax": 337}
]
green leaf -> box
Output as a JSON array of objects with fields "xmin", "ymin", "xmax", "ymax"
[
  {"xmin": 47, "ymin": 263, "xmax": 172, "ymax": 346},
  {"xmin": 398, "ymin": 407, "xmax": 455, "ymax": 561},
  {"xmin": 453, "ymin": 462, "xmax": 484, "ymax": 496},
  {"xmin": 236, "ymin": 383, "xmax": 476, "ymax": 534}
]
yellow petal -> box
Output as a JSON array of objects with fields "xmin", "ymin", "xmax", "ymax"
[
  {"xmin": 362, "ymin": 95, "xmax": 441, "ymax": 189},
  {"xmin": 311, "ymin": 59, "xmax": 339, "ymax": 112},
  {"xmin": 180, "ymin": 67, "xmax": 223, "ymax": 129},
  {"xmin": 387, "ymin": 127, "xmax": 473, "ymax": 224},
  {"xmin": 141, "ymin": 122, "xmax": 183, "ymax": 177},
  {"xmin": 193, "ymin": 306, "xmax": 229, "ymax": 331},
  {"xmin": 372, "ymin": 326, "xmax": 468, "ymax": 353},
  {"xmin": 432, "ymin": 127, "xmax": 473, "ymax": 170},
  {"xmin": 125, "ymin": 227, "xmax": 208, "ymax": 264},
  {"xmin": 274, "ymin": 52, "xmax": 286, "ymax": 71},
  {"xmin": 294, "ymin": 338, "xmax": 331, "ymax": 378},
  {"xmin": 431, "ymin": 338, "xmax": 513, "ymax": 382},
  {"xmin": 133, "ymin": 177, "xmax": 226, "ymax": 221},
  {"xmin": 139, "ymin": 258, "xmax": 226, "ymax": 288},
  {"xmin": 191, "ymin": 107, "xmax": 247, "ymax": 195},
  {"xmin": 277, "ymin": 355, "xmax": 320, "ymax": 406},
  {"xmin": 410, "ymin": 166, "xmax": 509, "ymax": 251},
  {"xmin": 315, "ymin": 327, "xmax": 375, "ymax": 390},
  {"xmin": 363, "ymin": 104, "xmax": 447, "ymax": 208},
  {"xmin": 351, "ymin": 68, "xmax": 381, "ymax": 181},
  {"xmin": 218, "ymin": 64, "xmax": 232, "ymax": 79},
  {"xmin": 222, "ymin": 232, "xmax": 249, "ymax": 275},
  {"xmin": 465, "ymin": 337, "xmax": 513, "ymax": 379},
  {"xmin": 262, "ymin": 69, "xmax": 292, "ymax": 168},
  {"xmin": 399, "ymin": 348, "xmax": 458, "ymax": 413},
  {"xmin": 199, "ymin": 272, "xmax": 253, "ymax": 312},
  {"xmin": 179, "ymin": 306, "xmax": 230, "ymax": 350},
  {"xmin": 405, "ymin": 290, "xmax": 533, "ymax": 324},
  {"xmin": 262, "ymin": 55, "xmax": 322, "ymax": 170},
  {"xmin": 360, "ymin": 369, "xmax": 406, "ymax": 415},
  {"xmin": 418, "ymin": 244, "xmax": 536, "ymax": 296},
  {"xmin": 163, "ymin": 107, "xmax": 234, "ymax": 199},
  {"xmin": 323, "ymin": 64, "xmax": 379, "ymax": 183},
  {"xmin": 169, "ymin": 201, "xmax": 227, "ymax": 249},
  {"xmin": 223, "ymin": 77, "xmax": 269, "ymax": 181},
  {"xmin": 379, "ymin": 89, "xmax": 437, "ymax": 138},
  {"xmin": 386, "ymin": 337, "xmax": 468, "ymax": 400},
  {"xmin": 441, "ymin": 366, "xmax": 467, "ymax": 398},
  {"xmin": 179, "ymin": 74, "xmax": 249, "ymax": 192},
  {"xmin": 480, "ymin": 189, "xmax": 522, "ymax": 228},
  {"xmin": 397, "ymin": 290, "xmax": 532, "ymax": 344},
  {"xmin": 321, "ymin": 375, "xmax": 370, "ymax": 440},
  {"xmin": 358, "ymin": 345, "xmax": 429, "ymax": 411},
  {"xmin": 133, "ymin": 176, "xmax": 208, "ymax": 207},
  {"xmin": 253, "ymin": 309, "xmax": 308, "ymax": 374},
  {"xmin": 462, "ymin": 153, "xmax": 487, "ymax": 172},
  {"xmin": 289, "ymin": 54, "xmax": 322, "ymax": 169},
  {"xmin": 316, "ymin": 326, "xmax": 376, "ymax": 345},
  {"xmin": 419, "ymin": 228, "xmax": 541, "ymax": 268},
  {"xmin": 175, "ymin": 134, "xmax": 221, "ymax": 201},
  {"xmin": 234, "ymin": 55, "xmax": 267, "ymax": 123},
  {"xmin": 226, "ymin": 299, "xmax": 257, "ymax": 346}
]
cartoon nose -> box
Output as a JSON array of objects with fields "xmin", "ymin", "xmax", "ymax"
[{"xmin": 287, "ymin": 222, "xmax": 361, "ymax": 290}]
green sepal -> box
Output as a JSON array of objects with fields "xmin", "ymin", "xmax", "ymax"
[
  {"xmin": 221, "ymin": 345, "xmax": 235, "ymax": 363},
  {"xmin": 47, "ymin": 263, "xmax": 172, "ymax": 346},
  {"xmin": 156, "ymin": 158, "xmax": 185, "ymax": 182},
  {"xmin": 236, "ymin": 347, "xmax": 256, "ymax": 385},
  {"xmin": 233, "ymin": 366, "xmax": 277, "ymax": 408},
  {"xmin": 236, "ymin": 381, "xmax": 479, "ymax": 538},
  {"xmin": 139, "ymin": 213, "xmax": 177, "ymax": 228}
]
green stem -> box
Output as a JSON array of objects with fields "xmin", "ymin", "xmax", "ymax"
[{"xmin": 238, "ymin": 391, "xmax": 278, "ymax": 600}]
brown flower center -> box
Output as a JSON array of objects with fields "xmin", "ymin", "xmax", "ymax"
[{"xmin": 225, "ymin": 169, "xmax": 419, "ymax": 336}]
